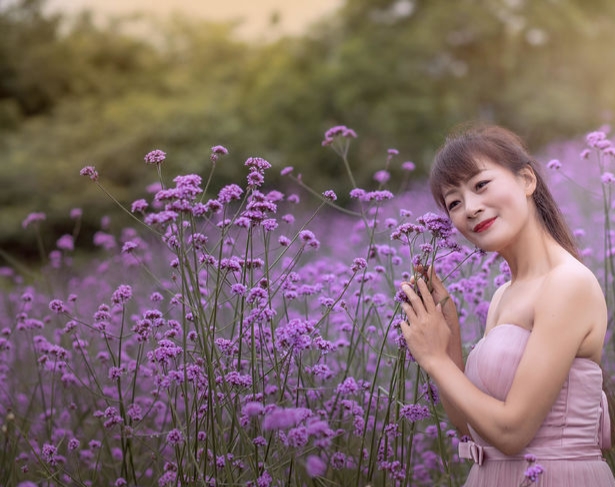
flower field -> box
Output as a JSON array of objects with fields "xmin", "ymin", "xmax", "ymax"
[{"xmin": 1, "ymin": 126, "xmax": 615, "ymax": 486}]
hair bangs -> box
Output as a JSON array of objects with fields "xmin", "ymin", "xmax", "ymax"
[{"xmin": 429, "ymin": 141, "xmax": 483, "ymax": 211}]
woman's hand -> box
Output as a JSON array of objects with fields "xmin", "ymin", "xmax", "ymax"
[
  {"xmin": 413, "ymin": 265, "xmax": 459, "ymax": 331},
  {"xmin": 399, "ymin": 276, "xmax": 451, "ymax": 373}
]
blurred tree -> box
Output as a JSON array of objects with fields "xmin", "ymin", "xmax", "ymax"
[{"xmin": 2, "ymin": 0, "xmax": 615, "ymax": 263}]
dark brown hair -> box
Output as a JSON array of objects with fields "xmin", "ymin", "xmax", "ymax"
[{"xmin": 429, "ymin": 123, "xmax": 579, "ymax": 259}]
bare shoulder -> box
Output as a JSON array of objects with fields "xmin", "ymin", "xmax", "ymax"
[
  {"xmin": 543, "ymin": 258, "xmax": 603, "ymax": 297},
  {"xmin": 537, "ymin": 258, "xmax": 606, "ymax": 321}
]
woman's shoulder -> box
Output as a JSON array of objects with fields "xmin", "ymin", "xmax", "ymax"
[
  {"xmin": 539, "ymin": 257, "xmax": 605, "ymax": 310},
  {"xmin": 545, "ymin": 257, "xmax": 601, "ymax": 291}
]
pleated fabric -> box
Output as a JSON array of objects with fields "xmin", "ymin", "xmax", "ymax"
[{"xmin": 462, "ymin": 324, "xmax": 615, "ymax": 486}]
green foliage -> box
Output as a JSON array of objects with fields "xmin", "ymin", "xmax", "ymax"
[{"xmin": 2, "ymin": 0, "xmax": 615, "ymax": 262}]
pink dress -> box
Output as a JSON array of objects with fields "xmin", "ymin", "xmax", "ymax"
[{"xmin": 461, "ymin": 324, "xmax": 615, "ymax": 486}]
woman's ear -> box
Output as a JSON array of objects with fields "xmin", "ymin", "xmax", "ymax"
[{"xmin": 519, "ymin": 165, "xmax": 537, "ymax": 196}]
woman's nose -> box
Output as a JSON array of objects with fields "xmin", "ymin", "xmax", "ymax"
[{"xmin": 464, "ymin": 195, "xmax": 483, "ymax": 219}]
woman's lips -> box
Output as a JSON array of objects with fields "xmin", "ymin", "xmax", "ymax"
[{"xmin": 473, "ymin": 217, "xmax": 496, "ymax": 233}]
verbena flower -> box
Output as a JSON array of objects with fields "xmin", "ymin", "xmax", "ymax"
[{"xmin": 144, "ymin": 149, "xmax": 166, "ymax": 165}]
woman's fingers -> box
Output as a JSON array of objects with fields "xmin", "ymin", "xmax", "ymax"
[{"xmin": 415, "ymin": 278, "xmax": 436, "ymax": 312}]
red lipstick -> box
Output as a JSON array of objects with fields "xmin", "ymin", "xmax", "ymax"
[{"xmin": 473, "ymin": 217, "xmax": 496, "ymax": 233}]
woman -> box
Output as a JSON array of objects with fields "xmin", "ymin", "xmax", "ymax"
[{"xmin": 399, "ymin": 124, "xmax": 615, "ymax": 486}]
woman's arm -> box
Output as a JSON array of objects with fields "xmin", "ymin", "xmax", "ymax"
[{"xmin": 400, "ymin": 265, "xmax": 604, "ymax": 455}]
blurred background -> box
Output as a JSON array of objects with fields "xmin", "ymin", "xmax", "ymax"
[{"xmin": 1, "ymin": 0, "xmax": 615, "ymax": 263}]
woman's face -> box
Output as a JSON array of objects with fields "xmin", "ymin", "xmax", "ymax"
[{"xmin": 442, "ymin": 158, "xmax": 536, "ymax": 252}]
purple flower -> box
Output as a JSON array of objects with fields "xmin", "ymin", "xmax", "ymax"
[
  {"xmin": 245, "ymin": 157, "xmax": 272, "ymax": 172},
  {"xmin": 336, "ymin": 377, "xmax": 359, "ymax": 395},
  {"xmin": 286, "ymin": 426, "xmax": 309, "ymax": 447},
  {"xmin": 247, "ymin": 171, "xmax": 265, "ymax": 188},
  {"xmin": 144, "ymin": 149, "xmax": 166, "ymax": 165},
  {"xmin": 387, "ymin": 148, "xmax": 399, "ymax": 156},
  {"xmin": 22, "ymin": 212, "xmax": 46, "ymax": 229},
  {"xmin": 281, "ymin": 166, "xmax": 294, "ymax": 175},
  {"xmin": 524, "ymin": 464, "xmax": 544, "ymax": 483},
  {"xmin": 323, "ymin": 189, "xmax": 337, "ymax": 201},
  {"xmin": 80, "ymin": 165, "xmax": 99, "ymax": 181},
  {"xmin": 417, "ymin": 212, "xmax": 454, "ymax": 238},
  {"xmin": 364, "ymin": 190, "xmax": 394, "ymax": 202},
  {"xmin": 400, "ymin": 403, "xmax": 430, "ymax": 422},
  {"xmin": 305, "ymin": 455, "xmax": 327, "ymax": 478},
  {"xmin": 262, "ymin": 218, "xmax": 278, "ymax": 231},
  {"xmin": 242, "ymin": 402, "xmax": 264, "ymax": 418},
  {"xmin": 111, "ymin": 284, "xmax": 133, "ymax": 304},
  {"xmin": 547, "ymin": 159, "xmax": 561, "ymax": 170},
  {"xmin": 166, "ymin": 428, "xmax": 185, "ymax": 446},
  {"xmin": 218, "ymin": 184, "xmax": 244, "ymax": 203},
  {"xmin": 373, "ymin": 170, "xmax": 390, "ymax": 184},
  {"xmin": 602, "ymin": 172, "xmax": 615, "ymax": 184},
  {"xmin": 49, "ymin": 299, "xmax": 68, "ymax": 314},
  {"xmin": 122, "ymin": 241, "xmax": 138, "ymax": 253},
  {"xmin": 70, "ymin": 208, "xmax": 82, "ymax": 219},
  {"xmin": 351, "ymin": 258, "xmax": 367, "ymax": 272},
  {"xmin": 349, "ymin": 188, "xmax": 366, "ymax": 199},
  {"xmin": 262, "ymin": 407, "xmax": 310, "ymax": 430},
  {"xmin": 322, "ymin": 125, "xmax": 357, "ymax": 146},
  {"xmin": 210, "ymin": 145, "xmax": 228, "ymax": 162},
  {"xmin": 402, "ymin": 161, "xmax": 416, "ymax": 171},
  {"xmin": 131, "ymin": 199, "xmax": 148, "ymax": 213},
  {"xmin": 56, "ymin": 234, "xmax": 74, "ymax": 251}
]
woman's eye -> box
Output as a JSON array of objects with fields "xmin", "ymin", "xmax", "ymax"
[
  {"xmin": 476, "ymin": 180, "xmax": 489, "ymax": 190},
  {"xmin": 447, "ymin": 201, "xmax": 459, "ymax": 211}
]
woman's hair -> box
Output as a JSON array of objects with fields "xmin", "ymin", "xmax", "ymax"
[{"xmin": 429, "ymin": 123, "xmax": 579, "ymax": 259}]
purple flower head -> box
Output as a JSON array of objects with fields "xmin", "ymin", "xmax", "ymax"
[
  {"xmin": 166, "ymin": 428, "xmax": 185, "ymax": 446},
  {"xmin": 547, "ymin": 159, "xmax": 561, "ymax": 170},
  {"xmin": 262, "ymin": 406, "xmax": 311, "ymax": 430},
  {"xmin": 70, "ymin": 208, "xmax": 82, "ymax": 219},
  {"xmin": 131, "ymin": 199, "xmax": 148, "ymax": 213},
  {"xmin": 247, "ymin": 170, "xmax": 265, "ymax": 188},
  {"xmin": 349, "ymin": 188, "xmax": 366, "ymax": 199},
  {"xmin": 417, "ymin": 212, "xmax": 454, "ymax": 238},
  {"xmin": 602, "ymin": 172, "xmax": 615, "ymax": 185},
  {"xmin": 524, "ymin": 464, "xmax": 544, "ymax": 483},
  {"xmin": 262, "ymin": 218, "xmax": 278, "ymax": 231},
  {"xmin": 400, "ymin": 403, "xmax": 430, "ymax": 422},
  {"xmin": 121, "ymin": 241, "xmax": 138, "ymax": 253},
  {"xmin": 351, "ymin": 258, "xmax": 367, "ymax": 272},
  {"xmin": 49, "ymin": 299, "xmax": 68, "ymax": 314},
  {"xmin": 245, "ymin": 157, "xmax": 272, "ymax": 173},
  {"xmin": 402, "ymin": 161, "xmax": 416, "ymax": 172},
  {"xmin": 336, "ymin": 377, "xmax": 359, "ymax": 395},
  {"xmin": 373, "ymin": 170, "xmax": 390, "ymax": 184},
  {"xmin": 387, "ymin": 148, "xmax": 399, "ymax": 156},
  {"xmin": 22, "ymin": 212, "xmax": 46, "ymax": 229},
  {"xmin": 322, "ymin": 125, "xmax": 357, "ymax": 146},
  {"xmin": 144, "ymin": 149, "xmax": 166, "ymax": 165},
  {"xmin": 210, "ymin": 145, "xmax": 228, "ymax": 162},
  {"xmin": 323, "ymin": 189, "xmax": 337, "ymax": 201},
  {"xmin": 80, "ymin": 165, "xmax": 99, "ymax": 181},
  {"xmin": 305, "ymin": 455, "xmax": 327, "ymax": 478},
  {"xmin": 56, "ymin": 234, "xmax": 74, "ymax": 251},
  {"xmin": 524, "ymin": 453, "xmax": 537, "ymax": 463},
  {"xmin": 364, "ymin": 190, "xmax": 394, "ymax": 202},
  {"xmin": 218, "ymin": 184, "xmax": 244, "ymax": 204},
  {"xmin": 281, "ymin": 166, "xmax": 294, "ymax": 176},
  {"xmin": 111, "ymin": 284, "xmax": 133, "ymax": 304}
]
